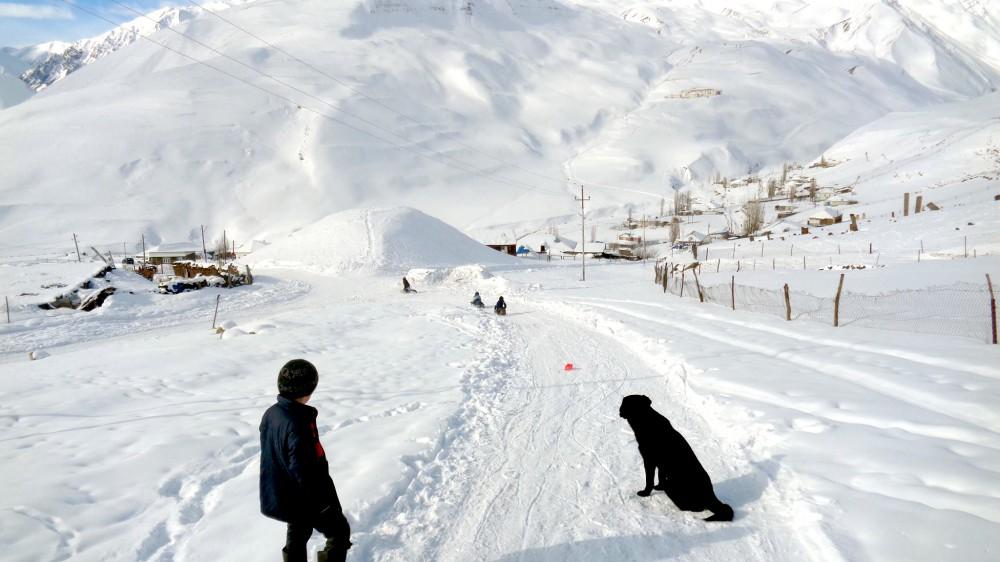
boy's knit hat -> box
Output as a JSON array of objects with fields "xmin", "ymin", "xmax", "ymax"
[{"xmin": 278, "ymin": 359, "xmax": 319, "ymax": 399}]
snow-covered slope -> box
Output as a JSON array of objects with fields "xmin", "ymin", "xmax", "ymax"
[
  {"xmin": 0, "ymin": 0, "xmax": 998, "ymax": 251},
  {"xmin": 15, "ymin": 1, "xmax": 253, "ymax": 93},
  {"xmin": 247, "ymin": 207, "xmax": 515, "ymax": 275}
]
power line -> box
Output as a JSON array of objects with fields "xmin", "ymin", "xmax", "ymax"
[
  {"xmin": 100, "ymin": 0, "xmax": 567, "ymax": 196},
  {"xmin": 56, "ymin": 0, "xmax": 568, "ymax": 197},
  {"xmin": 183, "ymin": 0, "xmax": 666, "ymax": 201}
]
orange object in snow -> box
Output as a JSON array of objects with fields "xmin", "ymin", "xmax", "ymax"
[{"xmin": 564, "ymin": 363, "xmax": 574, "ymax": 371}]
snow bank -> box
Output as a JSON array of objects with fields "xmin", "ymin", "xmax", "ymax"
[{"xmin": 246, "ymin": 207, "xmax": 515, "ymax": 276}]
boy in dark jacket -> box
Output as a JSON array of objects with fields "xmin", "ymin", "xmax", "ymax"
[{"xmin": 260, "ymin": 359, "xmax": 352, "ymax": 562}]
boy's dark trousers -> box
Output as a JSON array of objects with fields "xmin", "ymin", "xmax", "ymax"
[{"xmin": 283, "ymin": 509, "xmax": 351, "ymax": 562}]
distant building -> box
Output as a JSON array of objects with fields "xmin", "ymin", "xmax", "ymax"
[
  {"xmin": 143, "ymin": 242, "xmax": 200, "ymax": 265},
  {"xmin": 487, "ymin": 244, "xmax": 517, "ymax": 256},
  {"xmin": 774, "ymin": 204, "xmax": 798, "ymax": 219},
  {"xmin": 682, "ymin": 231, "xmax": 708, "ymax": 245},
  {"xmin": 807, "ymin": 207, "xmax": 844, "ymax": 227},
  {"xmin": 604, "ymin": 233, "xmax": 643, "ymax": 259}
]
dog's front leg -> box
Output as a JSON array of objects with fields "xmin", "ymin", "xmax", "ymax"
[{"xmin": 637, "ymin": 455, "xmax": 655, "ymax": 496}]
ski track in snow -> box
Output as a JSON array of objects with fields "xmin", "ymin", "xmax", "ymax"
[{"xmin": 356, "ymin": 303, "xmax": 837, "ymax": 561}]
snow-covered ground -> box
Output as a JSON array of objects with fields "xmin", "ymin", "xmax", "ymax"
[
  {"xmin": 2, "ymin": 0, "xmax": 999, "ymax": 560},
  {"xmin": 2, "ymin": 226, "xmax": 998, "ymax": 561}
]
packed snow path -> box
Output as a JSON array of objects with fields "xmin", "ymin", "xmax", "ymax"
[{"xmin": 358, "ymin": 305, "xmax": 833, "ymax": 561}]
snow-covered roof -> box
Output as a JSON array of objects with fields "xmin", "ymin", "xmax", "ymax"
[
  {"xmin": 808, "ymin": 206, "xmax": 842, "ymax": 219},
  {"xmin": 146, "ymin": 242, "xmax": 200, "ymax": 255},
  {"xmin": 685, "ymin": 231, "xmax": 707, "ymax": 242}
]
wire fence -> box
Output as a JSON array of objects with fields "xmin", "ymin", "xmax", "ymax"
[{"xmin": 654, "ymin": 262, "xmax": 998, "ymax": 344}]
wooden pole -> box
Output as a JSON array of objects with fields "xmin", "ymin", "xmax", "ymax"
[
  {"xmin": 783, "ymin": 283, "xmax": 792, "ymax": 321},
  {"xmin": 761, "ymin": 241, "xmax": 764, "ymax": 257},
  {"xmin": 4, "ymin": 296, "xmax": 9, "ymax": 324},
  {"xmin": 212, "ymin": 294, "xmax": 221, "ymax": 329},
  {"xmin": 737, "ymin": 260, "xmax": 741, "ymax": 273},
  {"xmin": 915, "ymin": 195, "xmax": 923, "ymax": 213},
  {"xmin": 693, "ymin": 268, "xmax": 704, "ymax": 303},
  {"xmin": 772, "ymin": 258, "xmax": 775, "ymax": 270},
  {"xmin": 141, "ymin": 234, "xmax": 146, "ymax": 264},
  {"xmin": 987, "ymin": 274, "xmax": 997, "ymax": 345},
  {"xmin": 73, "ymin": 234, "xmax": 81, "ymax": 262},
  {"xmin": 803, "ymin": 255, "xmax": 806, "ymax": 270},
  {"xmin": 731, "ymin": 276, "xmax": 735, "ymax": 310},
  {"xmin": 716, "ymin": 259, "xmax": 721, "ymax": 273},
  {"xmin": 833, "ymin": 273, "xmax": 845, "ymax": 327},
  {"xmin": 680, "ymin": 269, "xmax": 685, "ymax": 298},
  {"xmin": 201, "ymin": 225, "xmax": 208, "ymax": 261},
  {"xmin": 732, "ymin": 242, "xmax": 736, "ymax": 259},
  {"xmin": 869, "ymin": 242, "xmax": 872, "ymax": 254},
  {"xmin": 903, "ymin": 192, "xmax": 910, "ymax": 217}
]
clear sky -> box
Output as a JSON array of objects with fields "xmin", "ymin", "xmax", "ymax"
[{"xmin": 0, "ymin": 1, "xmax": 178, "ymax": 47}]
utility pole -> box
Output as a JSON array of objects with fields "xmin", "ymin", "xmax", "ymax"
[
  {"xmin": 201, "ymin": 225, "xmax": 208, "ymax": 261},
  {"xmin": 141, "ymin": 234, "xmax": 146, "ymax": 264},
  {"xmin": 72, "ymin": 233, "xmax": 81, "ymax": 262},
  {"xmin": 576, "ymin": 185, "xmax": 590, "ymax": 281},
  {"xmin": 642, "ymin": 215, "xmax": 647, "ymax": 263}
]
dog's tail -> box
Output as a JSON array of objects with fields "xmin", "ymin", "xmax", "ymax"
[{"xmin": 704, "ymin": 499, "xmax": 734, "ymax": 522}]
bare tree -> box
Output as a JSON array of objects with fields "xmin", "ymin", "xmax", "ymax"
[
  {"xmin": 780, "ymin": 163, "xmax": 788, "ymax": 189},
  {"xmin": 767, "ymin": 178, "xmax": 778, "ymax": 199},
  {"xmin": 674, "ymin": 191, "xmax": 692, "ymax": 215},
  {"xmin": 741, "ymin": 201, "xmax": 764, "ymax": 236},
  {"xmin": 669, "ymin": 217, "xmax": 681, "ymax": 243},
  {"xmin": 808, "ymin": 177, "xmax": 818, "ymax": 202},
  {"xmin": 787, "ymin": 182, "xmax": 797, "ymax": 201}
]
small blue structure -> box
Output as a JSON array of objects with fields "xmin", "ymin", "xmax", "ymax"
[{"xmin": 516, "ymin": 245, "xmax": 531, "ymax": 255}]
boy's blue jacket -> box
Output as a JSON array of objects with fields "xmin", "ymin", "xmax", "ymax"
[{"xmin": 259, "ymin": 396, "xmax": 341, "ymax": 522}]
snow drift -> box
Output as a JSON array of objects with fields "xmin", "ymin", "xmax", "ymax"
[{"xmin": 245, "ymin": 207, "xmax": 515, "ymax": 275}]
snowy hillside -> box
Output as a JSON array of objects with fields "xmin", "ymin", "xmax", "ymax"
[
  {"xmin": 247, "ymin": 207, "xmax": 516, "ymax": 275},
  {"xmin": 1, "ymin": 0, "xmax": 999, "ymax": 250},
  {"xmin": 18, "ymin": 1, "xmax": 254, "ymax": 93}
]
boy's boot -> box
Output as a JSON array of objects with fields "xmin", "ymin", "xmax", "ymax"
[{"xmin": 316, "ymin": 538, "xmax": 348, "ymax": 562}]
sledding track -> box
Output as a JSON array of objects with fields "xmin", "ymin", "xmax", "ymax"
[{"xmin": 359, "ymin": 303, "xmax": 838, "ymax": 561}]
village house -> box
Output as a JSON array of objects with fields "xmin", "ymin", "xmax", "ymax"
[
  {"xmin": 141, "ymin": 242, "xmax": 201, "ymax": 265},
  {"xmin": 807, "ymin": 207, "xmax": 844, "ymax": 227}
]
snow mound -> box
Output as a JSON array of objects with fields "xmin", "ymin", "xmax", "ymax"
[{"xmin": 246, "ymin": 207, "xmax": 515, "ymax": 275}]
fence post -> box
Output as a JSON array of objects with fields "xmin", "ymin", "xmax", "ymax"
[
  {"xmin": 783, "ymin": 283, "xmax": 792, "ymax": 321},
  {"xmin": 211, "ymin": 294, "xmax": 221, "ymax": 329},
  {"xmin": 717, "ymin": 259, "xmax": 720, "ymax": 273},
  {"xmin": 988, "ymin": 274, "xmax": 997, "ymax": 345},
  {"xmin": 693, "ymin": 267, "xmax": 704, "ymax": 303},
  {"xmin": 662, "ymin": 267, "xmax": 668, "ymax": 293},
  {"xmin": 803, "ymin": 256, "xmax": 806, "ymax": 270},
  {"xmin": 772, "ymin": 258, "xmax": 775, "ymax": 270},
  {"xmin": 680, "ymin": 269, "xmax": 685, "ymax": 298},
  {"xmin": 834, "ymin": 273, "xmax": 845, "ymax": 327},
  {"xmin": 903, "ymin": 192, "xmax": 910, "ymax": 217},
  {"xmin": 731, "ymin": 276, "xmax": 735, "ymax": 310},
  {"xmin": 4, "ymin": 296, "xmax": 9, "ymax": 324}
]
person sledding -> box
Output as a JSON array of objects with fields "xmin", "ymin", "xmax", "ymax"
[
  {"xmin": 494, "ymin": 296, "xmax": 507, "ymax": 316},
  {"xmin": 402, "ymin": 276, "xmax": 417, "ymax": 293},
  {"xmin": 471, "ymin": 291, "xmax": 485, "ymax": 309}
]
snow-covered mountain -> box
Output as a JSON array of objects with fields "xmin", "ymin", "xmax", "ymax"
[
  {"xmin": 0, "ymin": 0, "xmax": 997, "ymax": 249},
  {"xmin": 6, "ymin": 1, "xmax": 253, "ymax": 95}
]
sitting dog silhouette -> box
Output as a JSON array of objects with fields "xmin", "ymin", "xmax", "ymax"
[{"xmin": 619, "ymin": 394, "xmax": 734, "ymax": 521}]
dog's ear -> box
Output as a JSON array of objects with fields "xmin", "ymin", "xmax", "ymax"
[{"xmin": 637, "ymin": 395, "xmax": 652, "ymax": 408}]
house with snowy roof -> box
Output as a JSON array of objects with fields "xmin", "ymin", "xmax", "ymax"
[
  {"xmin": 142, "ymin": 242, "xmax": 201, "ymax": 265},
  {"xmin": 807, "ymin": 207, "xmax": 843, "ymax": 227}
]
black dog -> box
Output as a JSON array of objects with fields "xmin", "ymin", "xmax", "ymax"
[{"xmin": 619, "ymin": 395, "xmax": 733, "ymax": 521}]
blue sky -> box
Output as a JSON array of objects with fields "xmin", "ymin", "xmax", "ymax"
[{"xmin": 0, "ymin": 1, "xmax": 179, "ymax": 46}]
